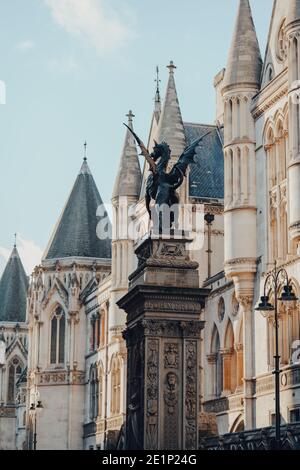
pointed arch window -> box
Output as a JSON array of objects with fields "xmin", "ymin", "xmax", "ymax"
[
  {"xmin": 7, "ymin": 357, "xmax": 23, "ymax": 404},
  {"xmin": 89, "ymin": 365, "xmax": 99, "ymax": 420},
  {"xmin": 210, "ymin": 326, "xmax": 222, "ymax": 398},
  {"xmin": 111, "ymin": 356, "xmax": 121, "ymax": 416},
  {"xmin": 50, "ymin": 306, "xmax": 65, "ymax": 365}
]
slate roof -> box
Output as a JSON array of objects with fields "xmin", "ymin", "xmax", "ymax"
[
  {"xmin": 44, "ymin": 160, "xmax": 112, "ymax": 260},
  {"xmin": 0, "ymin": 247, "xmax": 29, "ymax": 322},
  {"xmin": 184, "ymin": 123, "xmax": 224, "ymax": 200}
]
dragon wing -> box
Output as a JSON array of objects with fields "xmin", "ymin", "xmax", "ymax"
[
  {"xmin": 168, "ymin": 130, "xmax": 212, "ymax": 185},
  {"xmin": 123, "ymin": 123, "xmax": 157, "ymax": 173}
]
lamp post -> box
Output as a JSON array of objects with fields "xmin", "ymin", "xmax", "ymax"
[
  {"xmin": 255, "ymin": 261, "xmax": 298, "ymax": 449},
  {"xmin": 29, "ymin": 388, "xmax": 43, "ymax": 450}
]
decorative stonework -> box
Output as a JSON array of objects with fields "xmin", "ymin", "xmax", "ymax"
[
  {"xmin": 218, "ymin": 297, "xmax": 225, "ymax": 322},
  {"xmin": 163, "ymin": 372, "xmax": 179, "ymax": 449},
  {"xmin": 276, "ymin": 19, "xmax": 288, "ymax": 63},
  {"xmin": 37, "ymin": 370, "xmax": 85, "ymax": 386},
  {"xmin": 119, "ymin": 235, "xmax": 209, "ymax": 450},
  {"xmin": 164, "ymin": 343, "xmax": 179, "ymax": 369},
  {"xmin": 145, "ymin": 340, "xmax": 159, "ymax": 450},
  {"xmin": 185, "ymin": 340, "xmax": 197, "ymax": 450}
]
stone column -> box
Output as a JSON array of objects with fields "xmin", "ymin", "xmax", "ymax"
[
  {"xmin": 235, "ymin": 343, "xmax": 244, "ymax": 392},
  {"xmin": 241, "ymin": 298, "xmax": 255, "ymax": 430},
  {"xmin": 118, "ymin": 233, "xmax": 210, "ymax": 450}
]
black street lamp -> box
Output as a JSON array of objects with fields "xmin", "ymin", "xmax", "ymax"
[
  {"xmin": 255, "ymin": 260, "xmax": 298, "ymax": 450},
  {"xmin": 29, "ymin": 399, "xmax": 43, "ymax": 450}
]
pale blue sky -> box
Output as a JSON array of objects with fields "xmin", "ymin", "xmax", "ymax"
[{"xmin": 0, "ymin": 0, "xmax": 274, "ymax": 274}]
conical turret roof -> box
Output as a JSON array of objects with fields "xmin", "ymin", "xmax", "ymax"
[
  {"xmin": 112, "ymin": 111, "xmax": 142, "ymax": 200},
  {"xmin": 44, "ymin": 159, "xmax": 111, "ymax": 260},
  {"xmin": 156, "ymin": 62, "xmax": 186, "ymax": 157},
  {"xmin": 0, "ymin": 246, "xmax": 28, "ymax": 322},
  {"xmin": 223, "ymin": 0, "xmax": 262, "ymax": 90}
]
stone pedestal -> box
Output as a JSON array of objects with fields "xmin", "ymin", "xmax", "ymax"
[{"xmin": 117, "ymin": 233, "xmax": 210, "ymax": 450}]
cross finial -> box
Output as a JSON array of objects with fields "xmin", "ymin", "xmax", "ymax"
[
  {"xmin": 155, "ymin": 66, "xmax": 161, "ymax": 91},
  {"xmin": 155, "ymin": 65, "xmax": 161, "ymax": 102},
  {"xmin": 84, "ymin": 141, "xmax": 87, "ymax": 162},
  {"xmin": 14, "ymin": 233, "xmax": 17, "ymax": 248},
  {"xmin": 167, "ymin": 61, "xmax": 176, "ymax": 74},
  {"xmin": 126, "ymin": 110, "xmax": 135, "ymax": 124}
]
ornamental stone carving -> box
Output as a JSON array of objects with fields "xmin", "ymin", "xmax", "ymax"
[
  {"xmin": 163, "ymin": 372, "xmax": 179, "ymax": 449},
  {"xmin": 185, "ymin": 340, "xmax": 198, "ymax": 450},
  {"xmin": 164, "ymin": 343, "xmax": 179, "ymax": 369}
]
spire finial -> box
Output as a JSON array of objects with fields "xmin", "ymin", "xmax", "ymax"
[
  {"xmin": 14, "ymin": 233, "xmax": 17, "ymax": 249},
  {"xmin": 155, "ymin": 65, "xmax": 161, "ymax": 102},
  {"xmin": 167, "ymin": 61, "xmax": 176, "ymax": 74},
  {"xmin": 126, "ymin": 110, "xmax": 135, "ymax": 125},
  {"xmin": 84, "ymin": 141, "xmax": 87, "ymax": 162}
]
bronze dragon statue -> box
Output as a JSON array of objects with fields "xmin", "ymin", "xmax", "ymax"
[{"xmin": 124, "ymin": 123, "xmax": 211, "ymax": 232}]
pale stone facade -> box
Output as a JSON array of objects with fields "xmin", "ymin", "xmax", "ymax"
[{"xmin": 1, "ymin": 0, "xmax": 300, "ymax": 450}]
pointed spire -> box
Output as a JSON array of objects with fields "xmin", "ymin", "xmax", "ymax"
[
  {"xmin": 80, "ymin": 141, "xmax": 91, "ymax": 175},
  {"xmin": 155, "ymin": 61, "xmax": 186, "ymax": 157},
  {"xmin": 154, "ymin": 66, "xmax": 161, "ymax": 120},
  {"xmin": 0, "ymin": 246, "xmax": 29, "ymax": 322},
  {"xmin": 287, "ymin": 0, "xmax": 300, "ymax": 26},
  {"xmin": 112, "ymin": 111, "xmax": 142, "ymax": 201},
  {"xmin": 223, "ymin": 0, "xmax": 262, "ymax": 90},
  {"xmin": 43, "ymin": 155, "xmax": 112, "ymax": 260}
]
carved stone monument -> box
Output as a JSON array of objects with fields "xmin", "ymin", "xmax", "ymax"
[{"xmin": 118, "ymin": 231, "xmax": 210, "ymax": 450}]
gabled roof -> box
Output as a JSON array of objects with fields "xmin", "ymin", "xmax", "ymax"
[
  {"xmin": 0, "ymin": 247, "xmax": 29, "ymax": 322},
  {"xmin": 44, "ymin": 159, "xmax": 112, "ymax": 260},
  {"xmin": 185, "ymin": 123, "xmax": 224, "ymax": 200}
]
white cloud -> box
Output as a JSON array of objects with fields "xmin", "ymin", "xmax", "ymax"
[
  {"xmin": 17, "ymin": 40, "xmax": 36, "ymax": 51},
  {"xmin": 0, "ymin": 235, "xmax": 43, "ymax": 277},
  {"xmin": 44, "ymin": 0, "xmax": 134, "ymax": 54}
]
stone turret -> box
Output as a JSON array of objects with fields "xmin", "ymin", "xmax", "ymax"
[
  {"xmin": 156, "ymin": 61, "xmax": 188, "ymax": 202},
  {"xmin": 156, "ymin": 62, "xmax": 186, "ymax": 158},
  {"xmin": 27, "ymin": 155, "xmax": 112, "ymax": 449},
  {"xmin": 222, "ymin": 0, "xmax": 262, "ymax": 430},
  {"xmin": 286, "ymin": 0, "xmax": 300, "ymax": 253},
  {"xmin": 111, "ymin": 111, "xmax": 142, "ymax": 329}
]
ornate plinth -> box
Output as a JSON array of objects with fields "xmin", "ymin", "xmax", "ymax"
[{"xmin": 118, "ymin": 234, "xmax": 210, "ymax": 450}]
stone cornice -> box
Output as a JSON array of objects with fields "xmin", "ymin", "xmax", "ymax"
[{"xmin": 252, "ymin": 69, "xmax": 288, "ymax": 120}]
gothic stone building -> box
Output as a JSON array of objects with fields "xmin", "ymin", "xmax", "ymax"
[{"xmin": 1, "ymin": 0, "xmax": 300, "ymax": 450}]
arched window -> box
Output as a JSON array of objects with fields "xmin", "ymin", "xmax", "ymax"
[
  {"xmin": 89, "ymin": 365, "xmax": 99, "ymax": 420},
  {"xmin": 111, "ymin": 356, "xmax": 121, "ymax": 416},
  {"xmin": 265, "ymin": 117, "xmax": 289, "ymax": 262},
  {"xmin": 210, "ymin": 325, "xmax": 222, "ymax": 398},
  {"xmin": 7, "ymin": 357, "xmax": 23, "ymax": 404},
  {"xmin": 223, "ymin": 320, "xmax": 237, "ymax": 394},
  {"xmin": 50, "ymin": 306, "xmax": 65, "ymax": 365},
  {"xmin": 267, "ymin": 283, "xmax": 300, "ymax": 369},
  {"xmin": 98, "ymin": 365, "xmax": 104, "ymax": 419}
]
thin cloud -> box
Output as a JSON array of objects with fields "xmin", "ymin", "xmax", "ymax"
[
  {"xmin": 44, "ymin": 0, "xmax": 134, "ymax": 55},
  {"xmin": 47, "ymin": 56, "xmax": 80, "ymax": 72},
  {"xmin": 17, "ymin": 40, "xmax": 36, "ymax": 51},
  {"xmin": 0, "ymin": 235, "xmax": 43, "ymax": 277}
]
